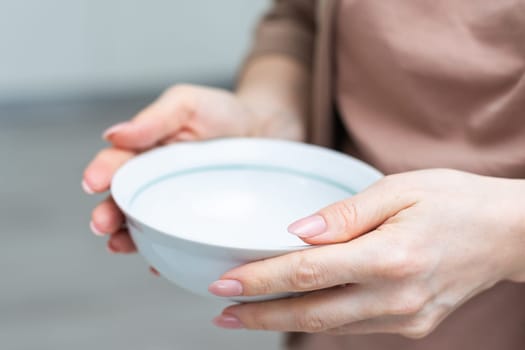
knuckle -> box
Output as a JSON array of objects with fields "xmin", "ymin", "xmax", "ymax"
[
  {"xmin": 248, "ymin": 311, "xmax": 273, "ymax": 330},
  {"xmin": 388, "ymin": 289, "xmax": 428, "ymax": 315},
  {"xmin": 247, "ymin": 276, "xmax": 275, "ymax": 296},
  {"xmin": 166, "ymin": 84, "xmax": 194, "ymax": 96},
  {"xmin": 378, "ymin": 246, "xmax": 427, "ymax": 280},
  {"xmin": 378, "ymin": 174, "xmax": 400, "ymax": 188},
  {"xmin": 401, "ymin": 317, "xmax": 435, "ymax": 339},
  {"xmin": 290, "ymin": 253, "xmax": 326, "ymax": 291},
  {"xmin": 377, "ymin": 248, "xmax": 410, "ymax": 278},
  {"xmin": 378, "ymin": 173, "xmax": 422, "ymax": 200},
  {"xmin": 338, "ymin": 200, "xmax": 359, "ymax": 229},
  {"xmin": 170, "ymin": 89, "xmax": 196, "ymax": 117},
  {"xmin": 295, "ymin": 312, "xmax": 329, "ymax": 333},
  {"xmin": 323, "ymin": 200, "xmax": 358, "ymax": 232}
]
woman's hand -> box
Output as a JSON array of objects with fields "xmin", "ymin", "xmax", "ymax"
[
  {"xmin": 210, "ymin": 169, "xmax": 525, "ymax": 338},
  {"xmin": 82, "ymin": 82, "xmax": 304, "ymax": 253},
  {"xmin": 82, "ymin": 55, "xmax": 309, "ymax": 255}
]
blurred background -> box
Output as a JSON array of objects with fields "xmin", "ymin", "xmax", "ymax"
[{"xmin": 0, "ymin": 1, "xmax": 284, "ymax": 349}]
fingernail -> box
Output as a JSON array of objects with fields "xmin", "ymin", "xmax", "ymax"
[
  {"xmin": 149, "ymin": 267, "xmax": 160, "ymax": 276},
  {"xmin": 102, "ymin": 122, "xmax": 130, "ymax": 140},
  {"xmin": 90, "ymin": 221, "xmax": 106, "ymax": 236},
  {"xmin": 288, "ymin": 215, "xmax": 327, "ymax": 238},
  {"xmin": 106, "ymin": 240, "xmax": 118, "ymax": 254},
  {"xmin": 81, "ymin": 180, "xmax": 95, "ymax": 194},
  {"xmin": 213, "ymin": 314, "xmax": 244, "ymax": 329},
  {"xmin": 208, "ymin": 279, "xmax": 243, "ymax": 297}
]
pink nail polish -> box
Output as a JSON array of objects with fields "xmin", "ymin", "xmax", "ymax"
[
  {"xmin": 288, "ymin": 215, "xmax": 327, "ymax": 238},
  {"xmin": 149, "ymin": 267, "xmax": 160, "ymax": 276},
  {"xmin": 213, "ymin": 314, "xmax": 244, "ymax": 329},
  {"xmin": 102, "ymin": 122, "xmax": 130, "ymax": 140},
  {"xmin": 81, "ymin": 180, "xmax": 95, "ymax": 194},
  {"xmin": 208, "ymin": 279, "xmax": 243, "ymax": 297},
  {"xmin": 90, "ymin": 221, "xmax": 106, "ymax": 236}
]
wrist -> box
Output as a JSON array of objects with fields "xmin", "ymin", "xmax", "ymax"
[
  {"xmin": 236, "ymin": 91, "xmax": 305, "ymax": 141},
  {"xmin": 235, "ymin": 55, "xmax": 309, "ymax": 141},
  {"xmin": 502, "ymin": 179, "xmax": 525, "ymax": 282}
]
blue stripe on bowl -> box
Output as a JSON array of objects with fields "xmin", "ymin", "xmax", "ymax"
[{"xmin": 129, "ymin": 164, "xmax": 355, "ymax": 206}]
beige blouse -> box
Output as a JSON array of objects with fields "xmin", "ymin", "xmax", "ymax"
[{"xmin": 244, "ymin": 0, "xmax": 525, "ymax": 349}]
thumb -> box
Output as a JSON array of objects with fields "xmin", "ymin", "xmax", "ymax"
[
  {"xmin": 287, "ymin": 177, "xmax": 416, "ymax": 245},
  {"xmin": 102, "ymin": 88, "xmax": 193, "ymax": 151}
]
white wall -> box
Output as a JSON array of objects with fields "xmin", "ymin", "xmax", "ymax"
[{"xmin": 0, "ymin": 0, "xmax": 269, "ymax": 101}]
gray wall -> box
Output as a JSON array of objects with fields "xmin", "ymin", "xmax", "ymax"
[
  {"xmin": 0, "ymin": 0, "xmax": 269, "ymax": 101},
  {"xmin": 0, "ymin": 3, "xmax": 285, "ymax": 349}
]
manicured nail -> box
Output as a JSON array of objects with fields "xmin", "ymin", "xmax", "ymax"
[
  {"xmin": 288, "ymin": 215, "xmax": 327, "ymax": 238},
  {"xmin": 90, "ymin": 221, "xmax": 106, "ymax": 236},
  {"xmin": 106, "ymin": 240, "xmax": 118, "ymax": 254},
  {"xmin": 208, "ymin": 279, "xmax": 243, "ymax": 297},
  {"xmin": 212, "ymin": 314, "xmax": 244, "ymax": 329},
  {"xmin": 149, "ymin": 267, "xmax": 160, "ymax": 276},
  {"xmin": 81, "ymin": 180, "xmax": 95, "ymax": 194},
  {"xmin": 102, "ymin": 122, "xmax": 130, "ymax": 140}
]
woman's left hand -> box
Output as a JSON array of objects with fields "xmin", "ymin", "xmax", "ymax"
[{"xmin": 209, "ymin": 169, "xmax": 525, "ymax": 338}]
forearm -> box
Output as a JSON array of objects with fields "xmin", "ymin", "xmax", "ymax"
[
  {"xmin": 236, "ymin": 55, "xmax": 311, "ymax": 141},
  {"xmin": 503, "ymin": 177, "xmax": 525, "ymax": 283}
]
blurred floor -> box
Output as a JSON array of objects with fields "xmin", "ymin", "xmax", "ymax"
[{"xmin": 0, "ymin": 93, "xmax": 281, "ymax": 350}]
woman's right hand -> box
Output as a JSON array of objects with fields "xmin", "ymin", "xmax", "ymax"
[{"xmin": 82, "ymin": 84, "xmax": 293, "ymax": 255}]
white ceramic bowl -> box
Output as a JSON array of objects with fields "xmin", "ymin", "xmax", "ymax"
[{"xmin": 111, "ymin": 138, "xmax": 382, "ymax": 302}]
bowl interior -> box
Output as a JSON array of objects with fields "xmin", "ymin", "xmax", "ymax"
[{"xmin": 111, "ymin": 138, "xmax": 383, "ymax": 250}]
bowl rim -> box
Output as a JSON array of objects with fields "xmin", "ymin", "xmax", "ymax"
[{"xmin": 111, "ymin": 137, "xmax": 384, "ymax": 252}]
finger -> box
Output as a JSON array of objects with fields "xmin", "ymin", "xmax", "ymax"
[
  {"xmin": 90, "ymin": 196, "xmax": 125, "ymax": 235},
  {"xmin": 210, "ymin": 236, "xmax": 386, "ymax": 297},
  {"xmin": 107, "ymin": 230, "xmax": 136, "ymax": 254},
  {"xmin": 217, "ymin": 285, "xmax": 391, "ymax": 333},
  {"xmin": 103, "ymin": 89, "xmax": 194, "ymax": 150},
  {"xmin": 83, "ymin": 148, "xmax": 135, "ymax": 193},
  {"xmin": 287, "ymin": 175, "xmax": 418, "ymax": 245}
]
